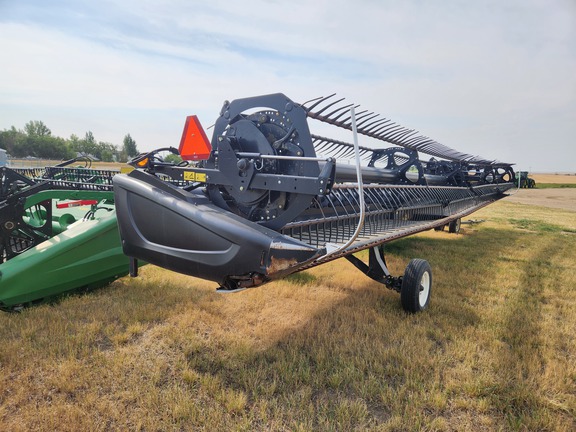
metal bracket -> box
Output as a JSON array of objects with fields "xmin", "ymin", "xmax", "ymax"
[
  {"xmin": 345, "ymin": 245, "xmax": 402, "ymax": 292},
  {"xmin": 129, "ymin": 257, "xmax": 139, "ymax": 277}
]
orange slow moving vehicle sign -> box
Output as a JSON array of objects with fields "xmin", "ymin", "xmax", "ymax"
[{"xmin": 179, "ymin": 115, "xmax": 211, "ymax": 160}]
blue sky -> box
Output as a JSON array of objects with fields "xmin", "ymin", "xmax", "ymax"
[{"xmin": 0, "ymin": 0, "xmax": 574, "ymax": 172}]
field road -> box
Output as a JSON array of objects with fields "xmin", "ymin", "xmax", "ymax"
[{"xmin": 504, "ymin": 188, "xmax": 576, "ymax": 212}]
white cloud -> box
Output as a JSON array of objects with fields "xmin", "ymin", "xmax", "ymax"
[{"xmin": 0, "ymin": 0, "xmax": 574, "ymax": 171}]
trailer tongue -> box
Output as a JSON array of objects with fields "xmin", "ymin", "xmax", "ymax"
[{"xmin": 114, "ymin": 93, "xmax": 515, "ymax": 312}]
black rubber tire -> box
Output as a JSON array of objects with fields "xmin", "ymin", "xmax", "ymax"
[
  {"xmin": 434, "ymin": 225, "xmax": 445, "ymax": 232},
  {"xmin": 448, "ymin": 218, "xmax": 461, "ymax": 234},
  {"xmin": 401, "ymin": 259, "xmax": 432, "ymax": 313}
]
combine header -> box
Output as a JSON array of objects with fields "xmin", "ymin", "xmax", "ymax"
[
  {"xmin": 0, "ymin": 160, "xmax": 128, "ymax": 310},
  {"xmin": 114, "ymin": 93, "xmax": 515, "ymax": 312}
]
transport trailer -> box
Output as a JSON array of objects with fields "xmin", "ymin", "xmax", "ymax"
[{"xmin": 114, "ymin": 93, "xmax": 516, "ymax": 312}]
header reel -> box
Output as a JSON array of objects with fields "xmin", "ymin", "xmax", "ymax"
[{"xmin": 115, "ymin": 92, "xmax": 516, "ymax": 305}]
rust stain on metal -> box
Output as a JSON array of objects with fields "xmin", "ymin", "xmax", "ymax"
[{"xmin": 267, "ymin": 256, "xmax": 298, "ymax": 274}]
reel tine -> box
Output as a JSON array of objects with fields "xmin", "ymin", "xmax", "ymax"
[
  {"xmin": 374, "ymin": 124, "xmax": 403, "ymax": 137},
  {"xmin": 387, "ymin": 127, "xmax": 415, "ymax": 141},
  {"xmin": 311, "ymin": 134, "xmax": 376, "ymax": 161},
  {"xmin": 301, "ymin": 95, "xmax": 508, "ymax": 165},
  {"xmin": 324, "ymin": 103, "xmax": 355, "ymax": 120},
  {"xmin": 362, "ymin": 118, "xmax": 393, "ymax": 134},
  {"xmin": 404, "ymin": 136, "xmax": 429, "ymax": 146},
  {"xmin": 310, "ymin": 97, "xmax": 347, "ymax": 116},
  {"xmin": 355, "ymin": 112, "xmax": 379, "ymax": 127},
  {"xmin": 312, "ymin": 136, "xmax": 342, "ymax": 157},
  {"xmin": 394, "ymin": 130, "xmax": 419, "ymax": 144},
  {"xmin": 313, "ymin": 141, "xmax": 330, "ymax": 153},
  {"xmin": 302, "ymin": 94, "xmax": 337, "ymax": 112},
  {"xmin": 353, "ymin": 109, "xmax": 371, "ymax": 120}
]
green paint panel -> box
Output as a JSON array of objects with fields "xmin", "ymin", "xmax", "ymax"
[{"xmin": 0, "ymin": 190, "xmax": 130, "ymax": 308}]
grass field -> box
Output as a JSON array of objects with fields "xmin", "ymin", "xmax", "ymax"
[
  {"xmin": 536, "ymin": 184, "xmax": 576, "ymax": 189},
  {"xmin": 531, "ymin": 174, "xmax": 576, "ymax": 189},
  {"xmin": 1, "ymin": 199, "xmax": 575, "ymax": 431},
  {"xmin": 531, "ymin": 174, "xmax": 576, "ymax": 184}
]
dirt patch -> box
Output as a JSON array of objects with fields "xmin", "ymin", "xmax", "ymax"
[{"xmin": 504, "ymin": 188, "xmax": 576, "ymax": 212}]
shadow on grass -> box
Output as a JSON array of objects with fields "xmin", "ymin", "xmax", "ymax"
[
  {"xmin": 489, "ymin": 237, "xmax": 556, "ymax": 429},
  {"xmin": 1, "ymin": 224, "xmax": 569, "ymax": 430},
  {"xmin": 173, "ymin": 226, "xmax": 545, "ymax": 429}
]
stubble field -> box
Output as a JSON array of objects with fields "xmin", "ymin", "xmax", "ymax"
[{"xmin": 0, "ymin": 178, "xmax": 575, "ymax": 431}]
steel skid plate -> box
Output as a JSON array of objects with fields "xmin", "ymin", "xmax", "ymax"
[{"xmin": 113, "ymin": 170, "xmax": 324, "ymax": 289}]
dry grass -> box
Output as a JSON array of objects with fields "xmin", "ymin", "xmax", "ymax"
[
  {"xmin": 532, "ymin": 174, "xmax": 576, "ymax": 184},
  {"xmin": 0, "ymin": 200, "xmax": 575, "ymax": 431}
]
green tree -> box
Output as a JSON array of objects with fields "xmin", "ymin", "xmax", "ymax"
[
  {"xmin": 164, "ymin": 154, "xmax": 182, "ymax": 164},
  {"xmin": 0, "ymin": 127, "xmax": 26, "ymax": 156},
  {"xmin": 31, "ymin": 135, "xmax": 73, "ymax": 159},
  {"xmin": 68, "ymin": 134, "xmax": 81, "ymax": 153},
  {"xmin": 24, "ymin": 120, "xmax": 51, "ymax": 137},
  {"xmin": 96, "ymin": 141, "xmax": 118, "ymax": 162},
  {"xmin": 73, "ymin": 131, "xmax": 99, "ymax": 158},
  {"xmin": 123, "ymin": 134, "xmax": 138, "ymax": 158}
]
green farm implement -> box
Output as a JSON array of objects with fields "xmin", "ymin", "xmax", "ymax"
[{"xmin": 0, "ymin": 162, "xmax": 128, "ymax": 310}]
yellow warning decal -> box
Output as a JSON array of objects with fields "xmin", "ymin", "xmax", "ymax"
[{"xmin": 184, "ymin": 171, "xmax": 207, "ymax": 182}]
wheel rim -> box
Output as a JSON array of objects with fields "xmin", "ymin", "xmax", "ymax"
[{"xmin": 418, "ymin": 271, "xmax": 431, "ymax": 307}]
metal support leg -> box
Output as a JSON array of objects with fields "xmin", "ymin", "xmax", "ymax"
[
  {"xmin": 344, "ymin": 245, "xmax": 402, "ymax": 292},
  {"xmin": 129, "ymin": 257, "xmax": 138, "ymax": 277}
]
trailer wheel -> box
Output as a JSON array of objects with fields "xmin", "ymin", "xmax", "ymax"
[
  {"xmin": 401, "ymin": 259, "xmax": 432, "ymax": 313},
  {"xmin": 448, "ymin": 218, "xmax": 461, "ymax": 234}
]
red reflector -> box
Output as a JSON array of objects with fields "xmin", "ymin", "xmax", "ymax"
[
  {"xmin": 56, "ymin": 200, "xmax": 99, "ymax": 209},
  {"xmin": 179, "ymin": 115, "xmax": 211, "ymax": 160}
]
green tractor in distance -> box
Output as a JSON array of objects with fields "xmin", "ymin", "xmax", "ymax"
[{"xmin": 517, "ymin": 171, "xmax": 536, "ymax": 188}]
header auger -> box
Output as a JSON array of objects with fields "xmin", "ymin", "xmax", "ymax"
[{"xmin": 114, "ymin": 93, "xmax": 516, "ymax": 312}]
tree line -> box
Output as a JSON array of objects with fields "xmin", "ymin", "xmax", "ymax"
[{"xmin": 0, "ymin": 120, "xmax": 139, "ymax": 162}]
